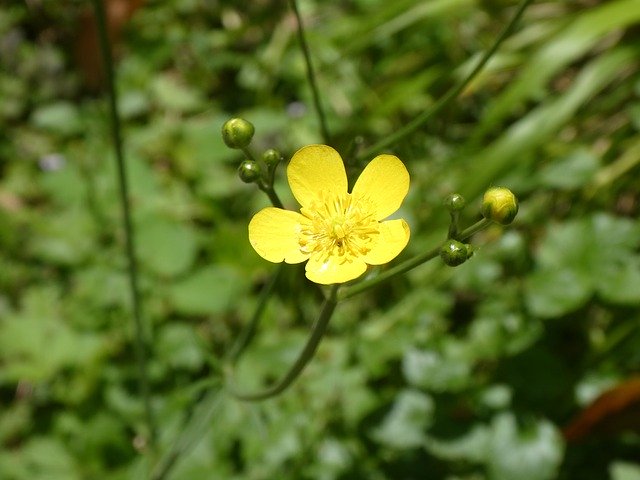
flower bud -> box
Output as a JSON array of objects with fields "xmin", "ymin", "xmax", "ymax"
[
  {"xmin": 238, "ymin": 160, "xmax": 261, "ymax": 183},
  {"xmin": 222, "ymin": 118, "xmax": 255, "ymax": 149},
  {"xmin": 482, "ymin": 187, "xmax": 518, "ymax": 225},
  {"xmin": 262, "ymin": 148, "xmax": 282, "ymax": 168},
  {"xmin": 444, "ymin": 193, "xmax": 466, "ymax": 212},
  {"xmin": 440, "ymin": 240, "xmax": 469, "ymax": 267}
]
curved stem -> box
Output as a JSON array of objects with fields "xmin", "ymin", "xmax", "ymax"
[
  {"xmin": 289, "ymin": 0, "xmax": 331, "ymax": 143},
  {"xmin": 259, "ymin": 183, "xmax": 285, "ymax": 209},
  {"xmin": 91, "ymin": 0, "xmax": 156, "ymax": 447},
  {"xmin": 339, "ymin": 218, "xmax": 492, "ymax": 300},
  {"xmin": 356, "ymin": 0, "xmax": 535, "ymax": 160},
  {"xmin": 227, "ymin": 264, "xmax": 284, "ymax": 362},
  {"xmin": 230, "ymin": 284, "xmax": 340, "ymax": 401}
]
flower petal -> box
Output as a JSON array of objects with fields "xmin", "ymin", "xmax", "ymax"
[
  {"xmin": 305, "ymin": 254, "xmax": 367, "ymax": 285},
  {"xmin": 352, "ymin": 154, "xmax": 410, "ymax": 220},
  {"xmin": 287, "ymin": 145, "xmax": 348, "ymax": 209},
  {"xmin": 362, "ymin": 219, "xmax": 410, "ymax": 265},
  {"xmin": 248, "ymin": 207, "xmax": 309, "ymax": 264}
]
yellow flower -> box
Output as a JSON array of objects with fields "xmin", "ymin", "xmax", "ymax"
[{"xmin": 248, "ymin": 144, "xmax": 411, "ymax": 285}]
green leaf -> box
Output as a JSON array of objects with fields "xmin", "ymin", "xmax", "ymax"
[
  {"xmin": 403, "ymin": 344, "xmax": 472, "ymax": 392},
  {"xmin": 31, "ymin": 101, "xmax": 82, "ymax": 137},
  {"xmin": 136, "ymin": 216, "xmax": 199, "ymax": 277},
  {"xmin": 537, "ymin": 148, "xmax": 600, "ymax": 189},
  {"xmin": 526, "ymin": 214, "xmax": 640, "ymax": 317},
  {"xmin": 486, "ymin": 413, "xmax": 564, "ymax": 480},
  {"xmin": 526, "ymin": 268, "xmax": 592, "ymax": 318},
  {"xmin": 610, "ymin": 462, "xmax": 640, "ymax": 480},
  {"xmin": 371, "ymin": 389, "xmax": 434, "ymax": 449},
  {"xmin": 151, "ymin": 74, "xmax": 204, "ymax": 113},
  {"xmin": 424, "ymin": 425, "xmax": 490, "ymax": 463},
  {"xmin": 168, "ymin": 265, "xmax": 250, "ymax": 315},
  {"xmin": 156, "ymin": 324, "xmax": 205, "ymax": 371}
]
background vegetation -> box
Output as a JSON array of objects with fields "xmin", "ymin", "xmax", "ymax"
[{"xmin": 1, "ymin": 0, "xmax": 640, "ymax": 478}]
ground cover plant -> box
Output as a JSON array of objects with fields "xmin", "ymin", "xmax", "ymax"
[{"xmin": 1, "ymin": 0, "xmax": 640, "ymax": 479}]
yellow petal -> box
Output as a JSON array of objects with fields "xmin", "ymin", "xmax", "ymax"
[
  {"xmin": 352, "ymin": 154, "xmax": 409, "ymax": 220},
  {"xmin": 287, "ymin": 145, "xmax": 348, "ymax": 208},
  {"xmin": 248, "ymin": 207, "xmax": 309, "ymax": 264},
  {"xmin": 305, "ymin": 254, "xmax": 367, "ymax": 285},
  {"xmin": 362, "ymin": 219, "xmax": 410, "ymax": 265}
]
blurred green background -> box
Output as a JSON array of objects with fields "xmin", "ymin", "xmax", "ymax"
[{"xmin": 1, "ymin": 0, "xmax": 640, "ymax": 478}]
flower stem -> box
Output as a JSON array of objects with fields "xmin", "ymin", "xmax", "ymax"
[
  {"xmin": 339, "ymin": 218, "xmax": 492, "ymax": 300},
  {"xmin": 227, "ymin": 264, "xmax": 284, "ymax": 362},
  {"xmin": 90, "ymin": 0, "xmax": 156, "ymax": 447},
  {"xmin": 289, "ymin": 0, "xmax": 331, "ymax": 143},
  {"xmin": 356, "ymin": 0, "xmax": 535, "ymax": 160},
  {"xmin": 259, "ymin": 184, "xmax": 285, "ymax": 209},
  {"xmin": 229, "ymin": 284, "xmax": 339, "ymax": 401}
]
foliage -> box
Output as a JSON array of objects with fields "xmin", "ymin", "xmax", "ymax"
[{"xmin": 1, "ymin": 0, "xmax": 640, "ymax": 479}]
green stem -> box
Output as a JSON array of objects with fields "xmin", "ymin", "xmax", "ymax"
[
  {"xmin": 339, "ymin": 218, "xmax": 492, "ymax": 300},
  {"xmin": 356, "ymin": 0, "xmax": 535, "ymax": 160},
  {"xmin": 227, "ymin": 264, "xmax": 284, "ymax": 362},
  {"xmin": 90, "ymin": 0, "xmax": 156, "ymax": 447},
  {"xmin": 259, "ymin": 183, "xmax": 285, "ymax": 209},
  {"xmin": 448, "ymin": 211, "xmax": 460, "ymax": 239},
  {"xmin": 150, "ymin": 385, "xmax": 223, "ymax": 480},
  {"xmin": 230, "ymin": 284, "xmax": 339, "ymax": 401},
  {"xmin": 240, "ymin": 146, "xmax": 257, "ymax": 162},
  {"xmin": 289, "ymin": 0, "xmax": 331, "ymax": 143}
]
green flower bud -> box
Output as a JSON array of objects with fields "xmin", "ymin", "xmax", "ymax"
[
  {"xmin": 444, "ymin": 193, "xmax": 466, "ymax": 212},
  {"xmin": 440, "ymin": 240, "xmax": 469, "ymax": 267},
  {"xmin": 222, "ymin": 118, "xmax": 255, "ymax": 149},
  {"xmin": 238, "ymin": 160, "xmax": 261, "ymax": 183},
  {"xmin": 262, "ymin": 148, "xmax": 282, "ymax": 168},
  {"xmin": 482, "ymin": 187, "xmax": 518, "ymax": 225}
]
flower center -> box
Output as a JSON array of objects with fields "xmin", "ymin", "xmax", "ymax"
[{"xmin": 298, "ymin": 193, "xmax": 379, "ymax": 262}]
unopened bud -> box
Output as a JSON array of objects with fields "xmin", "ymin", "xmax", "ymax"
[
  {"xmin": 444, "ymin": 193, "xmax": 466, "ymax": 212},
  {"xmin": 262, "ymin": 148, "xmax": 282, "ymax": 168},
  {"xmin": 222, "ymin": 118, "xmax": 255, "ymax": 149},
  {"xmin": 440, "ymin": 240, "xmax": 469, "ymax": 267},
  {"xmin": 482, "ymin": 187, "xmax": 518, "ymax": 225},
  {"xmin": 238, "ymin": 160, "xmax": 261, "ymax": 183}
]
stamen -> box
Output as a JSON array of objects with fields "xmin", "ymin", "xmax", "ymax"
[{"xmin": 297, "ymin": 192, "xmax": 380, "ymax": 261}]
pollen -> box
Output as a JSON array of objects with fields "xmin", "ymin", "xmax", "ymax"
[{"xmin": 298, "ymin": 193, "xmax": 379, "ymax": 263}]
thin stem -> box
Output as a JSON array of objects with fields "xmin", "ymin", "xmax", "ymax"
[
  {"xmin": 150, "ymin": 385, "xmax": 223, "ymax": 480},
  {"xmin": 240, "ymin": 146, "xmax": 257, "ymax": 162},
  {"xmin": 448, "ymin": 211, "xmax": 460, "ymax": 239},
  {"xmin": 289, "ymin": 0, "xmax": 331, "ymax": 143},
  {"xmin": 229, "ymin": 284, "xmax": 340, "ymax": 401},
  {"xmin": 259, "ymin": 183, "xmax": 285, "ymax": 209},
  {"xmin": 356, "ymin": 0, "xmax": 535, "ymax": 160},
  {"xmin": 339, "ymin": 218, "xmax": 492, "ymax": 300},
  {"xmin": 90, "ymin": 0, "xmax": 156, "ymax": 447},
  {"xmin": 227, "ymin": 264, "xmax": 284, "ymax": 362}
]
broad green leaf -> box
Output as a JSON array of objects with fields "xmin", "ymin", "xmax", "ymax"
[
  {"xmin": 403, "ymin": 344, "xmax": 472, "ymax": 392},
  {"xmin": 424, "ymin": 425, "xmax": 490, "ymax": 463},
  {"xmin": 31, "ymin": 101, "xmax": 82, "ymax": 137},
  {"xmin": 151, "ymin": 74, "xmax": 204, "ymax": 113},
  {"xmin": 156, "ymin": 324, "xmax": 205, "ymax": 371},
  {"xmin": 537, "ymin": 148, "xmax": 600, "ymax": 190},
  {"xmin": 610, "ymin": 462, "xmax": 640, "ymax": 480},
  {"xmin": 486, "ymin": 413, "xmax": 564, "ymax": 480},
  {"xmin": 168, "ymin": 265, "xmax": 250, "ymax": 315},
  {"xmin": 371, "ymin": 389, "xmax": 434, "ymax": 449},
  {"xmin": 136, "ymin": 216, "xmax": 199, "ymax": 277}
]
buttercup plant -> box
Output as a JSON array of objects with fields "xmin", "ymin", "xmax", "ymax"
[
  {"xmin": 226, "ymin": 125, "xmax": 518, "ymax": 401},
  {"xmin": 90, "ymin": 0, "xmax": 532, "ymax": 475}
]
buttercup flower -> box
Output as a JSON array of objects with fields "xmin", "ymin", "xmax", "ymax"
[{"xmin": 249, "ymin": 144, "xmax": 410, "ymax": 285}]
